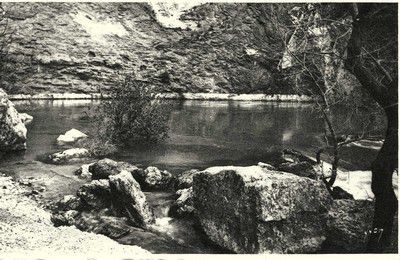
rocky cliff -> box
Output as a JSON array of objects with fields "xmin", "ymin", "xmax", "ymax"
[{"xmin": 1, "ymin": 2, "xmax": 289, "ymax": 94}]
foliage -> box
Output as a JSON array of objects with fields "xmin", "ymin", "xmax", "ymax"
[
  {"xmin": 76, "ymin": 137, "xmax": 118, "ymax": 158},
  {"xmin": 96, "ymin": 76, "xmax": 171, "ymax": 146}
]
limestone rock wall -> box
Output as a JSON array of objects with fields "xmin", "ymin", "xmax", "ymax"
[{"xmin": 1, "ymin": 3, "xmax": 289, "ymax": 95}]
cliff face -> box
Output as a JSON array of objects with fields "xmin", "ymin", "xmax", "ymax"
[{"xmin": 1, "ymin": 3, "xmax": 286, "ymax": 94}]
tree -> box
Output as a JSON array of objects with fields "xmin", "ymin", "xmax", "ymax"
[
  {"xmin": 344, "ymin": 3, "xmax": 398, "ymax": 252},
  {"xmin": 254, "ymin": 3, "xmax": 397, "ymax": 252},
  {"xmin": 249, "ymin": 3, "xmax": 385, "ymax": 190}
]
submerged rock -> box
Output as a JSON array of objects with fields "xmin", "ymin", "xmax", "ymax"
[
  {"xmin": 0, "ymin": 88, "xmax": 27, "ymax": 151},
  {"xmin": 323, "ymin": 199, "xmax": 373, "ymax": 253},
  {"xmin": 109, "ymin": 170, "xmax": 155, "ymax": 228},
  {"xmin": 57, "ymin": 128, "xmax": 88, "ymax": 145},
  {"xmin": 141, "ymin": 166, "xmax": 174, "ymax": 191},
  {"xmin": 89, "ymin": 158, "xmax": 141, "ymax": 180},
  {"xmin": 169, "ymin": 187, "xmax": 194, "ymax": 218},
  {"xmin": 46, "ymin": 148, "xmax": 90, "ymax": 164},
  {"xmin": 277, "ymin": 161, "xmax": 318, "ymax": 179},
  {"xmin": 193, "ymin": 165, "xmax": 332, "ymax": 253},
  {"xmin": 77, "ymin": 179, "xmax": 112, "ymax": 209},
  {"xmin": 175, "ymin": 169, "xmax": 200, "ymax": 190}
]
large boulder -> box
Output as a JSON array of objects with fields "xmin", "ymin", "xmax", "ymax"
[
  {"xmin": 141, "ymin": 166, "xmax": 174, "ymax": 191},
  {"xmin": 57, "ymin": 128, "xmax": 88, "ymax": 145},
  {"xmin": 175, "ymin": 169, "xmax": 200, "ymax": 190},
  {"xmin": 109, "ymin": 170, "xmax": 154, "ymax": 228},
  {"xmin": 169, "ymin": 187, "xmax": 194, "ymax": 218},
  {"xmin": 323, "ymin": 199, "xmax": 374, "ymax": 253},
  {"xmin": 89, "ymin": 158, "xmax": 142, "ymax": 180},
  {"xmin": 77, "ymin": 179, "xmax": 112, "ymax": 209},
  {"xmin": 0, "ymin": 88, "xmax": 27, "ymax": 151},
  {"xmin": 193, "ymin": 165, "xmax": 332, "ymax": 254}
]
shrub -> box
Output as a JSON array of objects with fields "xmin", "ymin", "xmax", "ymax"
[
  {"xmin": 76, "ymin": 137, "xmax": 118, "ymax": 158},
  {"xmin": 96, "ymin": 76, "xmax": 171, "ymax": 146}
]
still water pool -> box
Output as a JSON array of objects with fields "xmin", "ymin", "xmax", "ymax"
[{"xmin": 0, "ymin": 99, "xmax": 381, "ymax": 253}]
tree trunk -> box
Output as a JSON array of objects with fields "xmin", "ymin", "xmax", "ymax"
[{"xmin": 366, "ymin": 104, "xmax": 398, "ymax": 252}]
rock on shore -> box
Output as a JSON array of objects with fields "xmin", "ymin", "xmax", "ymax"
[
  {"xmin": 0, "ymin": 175, "xmax": 149, "ymax": 254},
  {"xmin": 0, "ymin": 89, "xmax": 28, "ymax": 151},
  {"xmin": 193, "ymin": 165, "xmax": 332, "ymax": 253}
]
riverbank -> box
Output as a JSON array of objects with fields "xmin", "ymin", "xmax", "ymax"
[
  {"xmin": 9, "ymin": 92, "xmax": 314, "ymax": 102},
  {"xmin": 0, "ymin": 174, "xmax": 149, "ymax": 255}
]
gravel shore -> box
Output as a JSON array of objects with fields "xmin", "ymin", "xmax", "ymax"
[{"xmin": 0, "ymin": 175, "xmax": 150, "ymax": 255}]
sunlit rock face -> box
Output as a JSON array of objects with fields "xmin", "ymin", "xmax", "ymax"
[
  {"xmin": 280, "ymin": 4, "xmax": 358, "ymax": 95},
  {"xmin": 193, "ymin": 165, "xmax": 332, "ymax": 253},
  {"xmin": 0, "ymin": 89, "xmax": 27, "ymax": 151},
  {"xmin": 2, "ymin": 3, "xmax": 282, "ymax": 95},
  {"xmin": 149, "ymin": 2, "xmax": 200, "ymax": 29}
]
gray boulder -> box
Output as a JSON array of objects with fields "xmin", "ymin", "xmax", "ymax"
[
  {"xmin": 77, "ymin": 179, "xmax": 112, "ymax": 209},
  {"xmin": 169, "ymin": 187, "xmax": 194, "ymax": 218},
  {"xmin": 175, "ymin": 169, "xmax": 200, "ymax": 190},
  {"xmin": 193, "ymin": 165, "xmax": 332, "ymax": 254},
  {"xmin": 51, "ymin": 210, "xmax": 80, "ymax": 227},
  {"xmin": 141, "ymin": 166, "xmax": 174, "ymax": 191},
  {"xmin": 323, "ymin": 199, "xmax": 373, "ymax": 253},
  {"xmin": 74, "ymin": 211, "xmax": 131, "ymax": 239},
  {"xmin": 74, "ymin": 163, "xmax": 94, "ymax": 179},
  {"xmin": 55, "ymin": 195, "xmax": 83, "ymax": 211},
  {"xmin": 0, "ymin": 89, "xmax": 27, "ymax": 151},
  {"xmin": 109, "ymin": 170, "xmax": 154, "ymax": 228},
  {"xmin": 89, "ymin": 158, "xmax": 142, "ymax": 180}
]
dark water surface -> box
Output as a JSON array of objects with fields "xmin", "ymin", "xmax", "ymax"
[
  {"xmin": 0, "ymin": 99, "xmax": 381, "ymax": 253},
  {"xmin": 5, "ymin": 99, "xmax": 379, "ymax": 171}
]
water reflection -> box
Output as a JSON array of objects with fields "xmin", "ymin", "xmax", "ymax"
[{"xmin": 4, "ymin": 99, "xmax": 377, "ymax": 171}]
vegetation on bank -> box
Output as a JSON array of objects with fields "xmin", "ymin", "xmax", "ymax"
[{"xmin": 78, "ymin": 76, "xmax": 171, "ymax": 157}]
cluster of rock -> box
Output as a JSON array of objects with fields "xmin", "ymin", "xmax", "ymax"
[
  {"xmin": 0, "ymin": 88, "xmax": 32, "ymax": 151},
  {"xmin": 51, "ymin": 155, "xmax": 373, "ymax": 254},
  {"xmin": 52, "ymin": 158, "xmax": 191, "ymax": 235},
  {"xmin": 40, "ymin": 128, "xmax": 91, "ymax": 164}
]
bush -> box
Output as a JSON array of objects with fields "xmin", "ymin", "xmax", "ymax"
[
  {"xmin": 76, "ymin": 137, "xmax": 118, "ymax": 158},
  {"xmin": 96, "ymin": 76, "xmax": 171, "ymax": 146}
]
